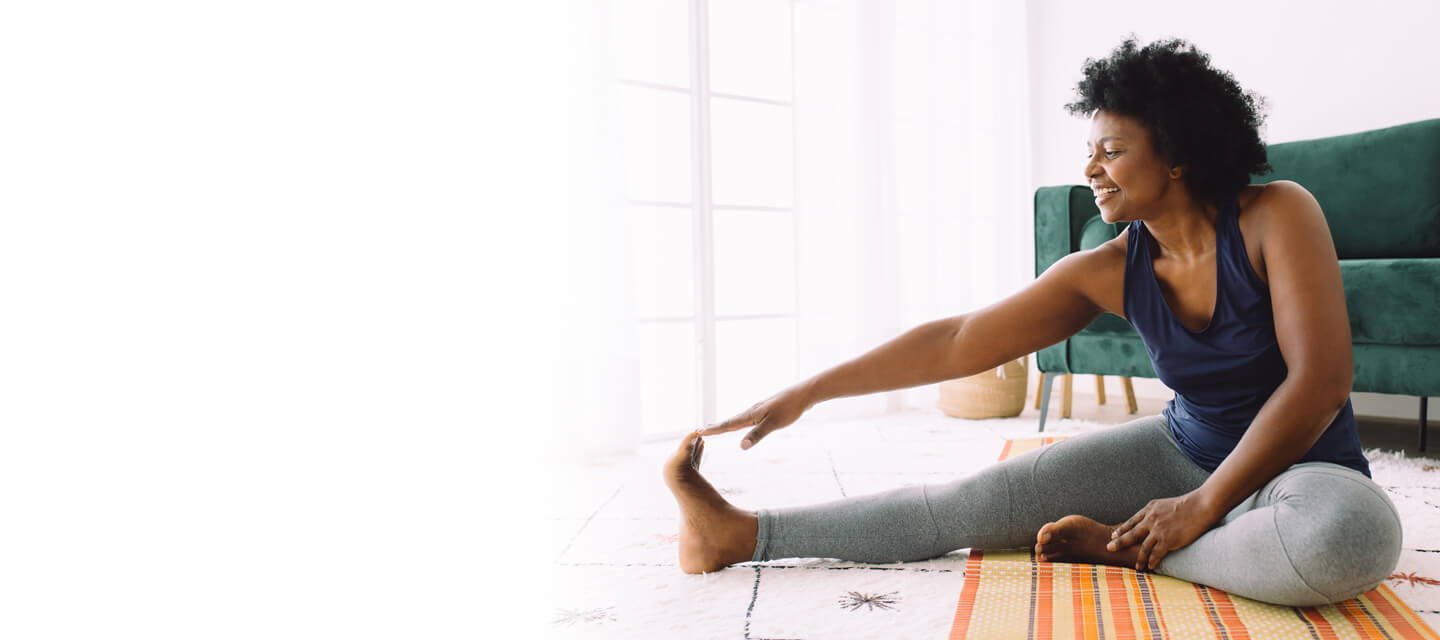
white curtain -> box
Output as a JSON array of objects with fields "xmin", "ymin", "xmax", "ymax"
[
  {"xmin": 794, "ymin": 0, "xmax": 1033, "ymax": 419},
  {"xmin": 545, "ymin": 0, "xmax": 1034, "ymax": 454}
]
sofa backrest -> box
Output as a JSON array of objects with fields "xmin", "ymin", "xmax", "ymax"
[{"xmin": 1256, "ymin": 117, "xmax": 1440, "ymax": 259}]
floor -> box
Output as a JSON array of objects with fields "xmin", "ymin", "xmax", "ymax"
[{"xmin": 539, "ymin": 390, "xmax": 1440, "ymax": 638}]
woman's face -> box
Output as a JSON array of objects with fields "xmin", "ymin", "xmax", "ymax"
[{"xmin": 1083, "ymin": 110, "xmax": 1183, "ymax": 224}]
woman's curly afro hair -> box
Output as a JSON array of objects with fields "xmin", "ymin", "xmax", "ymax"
[{"xmin": 1065, "ymin": 35, "xmax": 1273, "ymax": 206}]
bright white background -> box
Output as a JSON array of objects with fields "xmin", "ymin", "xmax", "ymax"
[
  {"xmin": 0, "ymin": 2, "xmax": 554, "ymax": 637},
  {"xmin": 552, "ymin": 0, "xmax": 1032, "ymax": 461},
  {"xmin": 1, "ymin": 1, "xmax": 1436, "ymax": 637}
]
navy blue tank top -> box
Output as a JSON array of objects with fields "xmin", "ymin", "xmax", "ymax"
[{"xmin": 1123, "ymin": 192, "xmax": 1371, "ymax": 478}]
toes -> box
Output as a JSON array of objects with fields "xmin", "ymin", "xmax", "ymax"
[
  {"xmin": 1037, "ymin": 523, "xmax": 1055, "ymax": 543},
  {"xmin": 689, "ymin": 436, "xmax": 705, "ymax": 468},
  {"xmin": 675, "ymin": 431, "xmax": 701, "ymax": 459},
  {"xmin": 679, "ymin": 430, "xmax": 699, "ymax": 450}
]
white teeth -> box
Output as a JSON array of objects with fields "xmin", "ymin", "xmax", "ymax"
[{"xmin": 1094, "ymin": 187, "xmax": 1119, "ymax": 195}]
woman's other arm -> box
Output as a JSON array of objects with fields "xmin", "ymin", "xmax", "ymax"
[
  {"xmin": 1191, "ymin": 181, "xmax": 1354, "ymax": 517},
  {"xmin": 1108, "ymin": 181, "xmax": 1354, "ymax": 571}
]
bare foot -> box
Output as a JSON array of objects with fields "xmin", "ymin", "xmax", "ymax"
[
  {"xmin": 662, "ymin": 432, "xmax": 759, "ymax": 574},
  {"xmin": 1035, "ymin": 515, "xmax": 1143, "ymax": 570}
]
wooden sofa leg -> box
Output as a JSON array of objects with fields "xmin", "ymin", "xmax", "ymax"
[
  {"xmin": 1095, "ymin": 375, "xmax": 1107, "ymax": 404},
  {"xmin": 1421, "ymin": 397, "xmax": 1429, "ymax": 453},
  {"xmin": 1122, "ymin": 377, "xmax": 1137, "ymax": 414},
  {"xmin": 1061, "ymin": 374, "xmax": 1073, "ymax": 419},
  {"xmin": 1034, "ymin": 375, "xmax": 1043, "ymax": 410}
]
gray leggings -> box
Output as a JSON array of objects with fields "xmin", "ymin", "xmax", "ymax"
[{"xmin": 751, "ymin": 414, "xmax": 1402, "ymax": 607}]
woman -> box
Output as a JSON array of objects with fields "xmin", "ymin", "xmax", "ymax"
[{"xmin": 663, "ymin": 36, "xmax": 1402, "ymax": 607}]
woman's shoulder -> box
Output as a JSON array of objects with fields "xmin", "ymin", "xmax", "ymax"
[
  {"xmin": 1064, "ymin": 228, "xmax": 1129, "ymax": 318},
  {"xmin": 1236, "ymin": 180, "xmax": 1329, "ymax": 287},
  {"xmin": 1239, "ymin": 180, "xmax": 1323, "ymax": 226}
]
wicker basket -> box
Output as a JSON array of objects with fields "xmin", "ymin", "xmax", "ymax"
[{"xmin": 937, "ymin": 355, "xmax": 1029, "ymax": 419}]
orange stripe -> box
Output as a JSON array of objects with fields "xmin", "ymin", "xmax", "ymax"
[
  {"xmin": 1207, "ymin": 588, "xmax": 1251, "ymax": 640},
  {"xmin": 1335, "ymin": 598, "xmax": 1388, "ymax": 639},
  {"xmin": 998, "ymin": 440, "xmax": 1014, "ymax": 462},
  {"xmin": 1105, "ymin": 566, "xmax": 1137, "ymax": 640},
  {"xmin": 1037, "ymin": 558, "xmax": 1053, "ymax": 640},
  {"xmin": 1082, "ymin": 566, "xmax": 1102, "ymax": 640},
  {"xmin": 1298, "ymin": 606, "xmax": 1342, "ymax": 640},
  {"xmin": 949, "ymin": 550, "xmax": 986, "ymax": 640},
  {"xmin": 1126, "ymin": 571, "xmax": 1156, "ymax": 640},
  {"xmin": 1363, "ymin": 587, "xmax": 1435, "ymax": 640},
  {"xmin": 1073, "ymin": 567, "xmax": 1089, "ymax": 640}
]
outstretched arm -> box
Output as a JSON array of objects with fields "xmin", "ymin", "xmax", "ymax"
[
  {"xmin": 805, "ymin": 246, "xmax": 1120, "ymax": 404},
  {"xmin": 700, "ymin": 238, "xmax": 1127, "ymax": 449}
]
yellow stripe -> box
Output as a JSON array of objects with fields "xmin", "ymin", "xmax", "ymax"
[{"xmin": 950, "ymin": 541, "xmax": 1440, "ymax": 640}]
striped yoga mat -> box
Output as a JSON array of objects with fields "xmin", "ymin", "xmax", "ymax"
[{"xmin": 946, "ymin": 436, "xmax": 1440, "ymax": 639}]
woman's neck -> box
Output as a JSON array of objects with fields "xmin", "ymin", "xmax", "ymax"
[{"xmin": 1143, "ymin": 193, "xmax": 1219, "ymax": 262}]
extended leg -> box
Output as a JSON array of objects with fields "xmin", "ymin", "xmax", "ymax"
[
  {"xmin": 1152, "ymin": 462, "xmax": 1402, "ymax": 606},
  {"xmin": 752, "ymin": 414, "xmax": 1210, "ymax": 564}
]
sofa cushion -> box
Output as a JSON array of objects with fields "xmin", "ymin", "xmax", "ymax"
[
  {"xmin": 1259, "ymin": 118, "xmax": 1440, "ymax": 259},
  {"xmin": 1353, "ymin": 344, "xmax": 1440, "ymax": 396},
  {"xmin": 1067, "ymin": 334, "xmax": 1156, "ymax": 378},
  {"xmin": 1342, "ymin": 258, "xmax": 1440, "ymax": 345},
  {"xmin": 1072, "ymin": 259, "xmax": 1440, "ymax": 345}
]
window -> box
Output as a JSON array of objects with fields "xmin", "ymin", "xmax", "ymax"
[
  {"xmin": 604, "ymin": 0, "xmax": 1034, "ymax": 440},
  {"xmin": 611, "ymin": 0, "xmax": 797, "ymax": 437}
]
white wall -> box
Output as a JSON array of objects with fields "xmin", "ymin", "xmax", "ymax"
[{"xmin": 1024, "ymin": 0, "xmax": 1440, "ymax": 419}]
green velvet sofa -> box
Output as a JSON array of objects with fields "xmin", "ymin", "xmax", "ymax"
[{"xmin": 1033, "ymin": 116, "xmax": 1440, "ymax": 450}]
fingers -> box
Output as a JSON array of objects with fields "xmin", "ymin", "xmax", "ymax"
[
  {"xmin": 1109, "ymin": 520, "xmax": 1146, "ymax": 551},
  {"xmin": 1110, "ymin": 521, "xmax": 1128, "ymax": 541},
  {"xmin": 1148, "ymin": 544, "xmax": 1169, "ymax": 571},
  {"xmin": 1114, "ymin": 511, "xmax": 1142, "ymax": 538},
  {"xmin": 740, "ymin": 421, "xmax": 772, "ymax": 450},
  {"xmin": 696, "ymin": 403, "xmax": 766, "ymax": 436},
  {"xmin": 1136, "ymin": 535, "xmax": 1160, "ymax": 572}
]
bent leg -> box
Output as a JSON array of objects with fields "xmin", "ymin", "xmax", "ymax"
[
  {"xmin": 1154, "ymin": 462, "xmax": 1403, "ymax": 607},
  {"xmin": 752, "ymin": 414, "xmax": 1211, "ymax": 563}
]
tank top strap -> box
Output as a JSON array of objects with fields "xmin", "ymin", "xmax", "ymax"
[
  {"xmin": 1214, "ymin": 191, "xmax": 1267, "ymax": 299},
  {"xmin": 1122, "ymin": 217, "xmax": 1166, "ymax": 330}
]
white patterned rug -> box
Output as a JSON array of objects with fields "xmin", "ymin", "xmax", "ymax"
[{"xmin": 541, "ymin": 411, "xmax": 1440, "ymax": 638}]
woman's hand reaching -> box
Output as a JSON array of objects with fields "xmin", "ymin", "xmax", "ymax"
[
  {"xmin": 696, "ymin": 381, "xmax": 817, "ymax": 450},
  {"xmin": 1106, "ymin": 491, "xmax": 1221, "ymax": 572}
]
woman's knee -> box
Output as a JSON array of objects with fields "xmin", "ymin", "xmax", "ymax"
[{"xmin": 1271, "ymin": 471, "xmax": 1402, "ymax": 602}]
